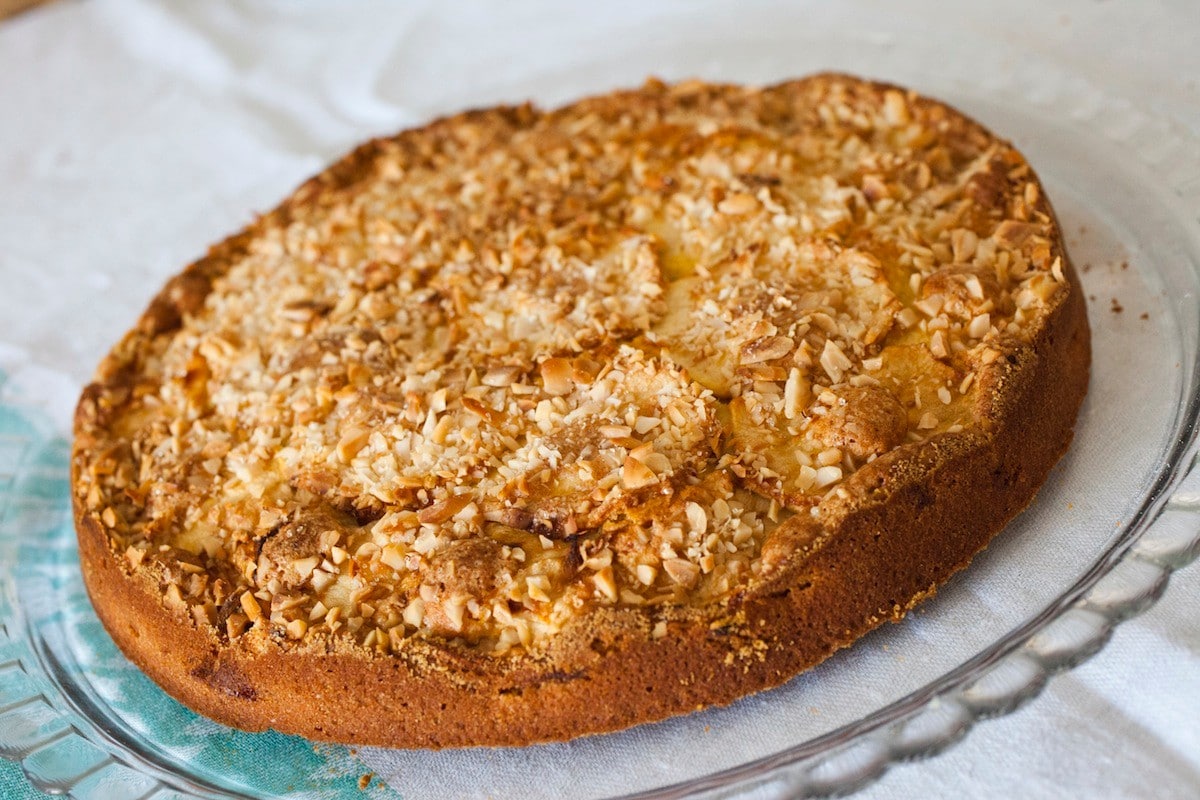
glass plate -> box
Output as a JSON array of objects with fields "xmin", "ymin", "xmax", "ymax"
[{"xmin": 2, "ymin": 26, "xmax": 1200, "ymax": 800}]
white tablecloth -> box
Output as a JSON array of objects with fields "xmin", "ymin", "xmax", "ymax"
[{"xmin": 1, "ymin": 1, "xmax": 1196, "ymax": 797}]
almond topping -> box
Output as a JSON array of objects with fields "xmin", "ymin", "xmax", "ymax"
[
  {"xmin": 379, "ymin": 545, "xmax": 405, "ymax": 572},
  {"xmin": 540, "ymin": 357, "xmax": 574, "ymax": 396},
  {"xmin": 914, "ymin": 296, "xmax": 944, "ymax": 318},
  {"xmin": 952, "ymin": 228, "xmax": 979, "ymax": 262},
  {"xmin": 883, "ymin": 89, "xmax": 910, "ymax": 125},
  {"xmin": 634, "ymin": 416, "xmax": 661, "ymax": 435},
  {"xmin": 417, "ymin": 494, "xmax": 472, "ymax": 525},
  {"xmin": 861, "ymin": 174, "xmax": 889, "ymax": 202},
  {"xmin": 125, "ymin": 545, "xmax": 146, "ymax": 569},
  {"xmin": 336, "ymin": 427, "xmax": 371, "ymax": 462},
  {"xmin": 443, "ymin": 596, "xmax": 467, "ymax": 631},
  {"xmin": 462, "ymin": 395, "xmax": 504, "ymax": 426},
  {"xmin": 813, "ymin": 465, "xmax": 843, "ymax": 489},
  {"xmin": 240, "ymin": 592, "xmax": 263, "ymax": 621},
  {"xmin": 291, "ymin": 556, "xmax": 320, "ymax": 581},
  {"xmin": 226, "ymin": 613, "xmax": 249, "ymax": 639},
  {"xmin": 967, "ymin": 313, "xmax": 991, "ymax": 339},
  {"xmin": 663, "ymin": 559, "xmax": 700, "ymax": 588},
  {"xmin": 600, "ymin": 424, "xmax": 633, "ymax": 439},
  {"xmin": 622, "ymin": 456, "xmax": 660, "ymax": 489},
  {"xmin": 817, "ymin": 448, "xmax": 842, "ymax": 467},
  {"xmin": 994, "ymin": 220, "xmax": 1038, "ymax": 246},
  {"xmin": 482, "ymin": 365, "xmax": 522, "ymax": 387},
  {"xmin": 717, "ymin": 193, "xmax": 758, "ymax": 215},
  {"xmin": 784, "ymin": 367, "xmax": 811, "ymax": 420},
  {"xmin": 820, "ymin": 340, "xmax": 853, "ymax": 384},
  {"xmin": 591, "ymin": 566, "xmax": 618, "ymax": 601},
  {"xmin": 286, "ymin": 618, "xmax": 308, "ymax": 639},
  {"xmin": 164, "ymin": 583, "xmax": 185, "ymax": 611},
  {"xmin": 402, "ymin": 598, "xmax": 425, "ymax": 628},
  {"xmin": 930, "ymin": 330, "xmax": 949, "ymax": 359},
  {"xmin": 640, "ymin": 451, "xmax": 673, "ymax": 475},
  {"xmin": 526, "ymin": 576, "xmax": 552, "ymax": 603},
  {"xmin": 742, "ymin": 335, "xmax": 794, "ymax": 365}
]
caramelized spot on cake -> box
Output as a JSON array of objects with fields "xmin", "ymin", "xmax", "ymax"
[{"xmin": 808, "ymin": 386, "xmax": 908, "ymax": 460}]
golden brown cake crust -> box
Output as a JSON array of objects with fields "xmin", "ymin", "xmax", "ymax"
[{"xmin": 72, "ymin": 74, "xmax": 1090, "ymax": 748}]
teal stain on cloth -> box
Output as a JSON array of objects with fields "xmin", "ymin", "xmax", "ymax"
[
  {"xmin": 0, "ymin": 758, "xmax": 54, "ymax": 800},
  {"xmin": 0, "ymin": 376, "xmax": 403, "ymax": 799}
]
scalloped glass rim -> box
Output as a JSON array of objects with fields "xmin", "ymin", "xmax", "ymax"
[{"xmin": 1, "ymin": 25, "xmax": 1199, "ymax": 800}]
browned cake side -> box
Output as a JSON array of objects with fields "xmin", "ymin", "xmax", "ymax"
[{"xmin": 72, "ymin": 74, "xmax": 1090, "ymax": 748}]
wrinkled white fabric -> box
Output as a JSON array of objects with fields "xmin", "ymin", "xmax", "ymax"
[{"xmin": 0, "ymin": 1, "xmax": 1196, "ymax": 798}]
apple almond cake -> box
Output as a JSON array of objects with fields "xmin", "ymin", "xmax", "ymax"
[{"xmin": 72, "ymin": 74, "xmax": 1090, "ymax": 748}]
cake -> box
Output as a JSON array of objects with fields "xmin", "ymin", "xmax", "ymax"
[{"xmin": 72, "ymin": 74, "xmax": 1090, "ymax": 747}]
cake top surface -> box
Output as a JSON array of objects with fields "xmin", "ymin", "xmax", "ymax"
[{"xmin": 73, "ymin": 75, "xmax": 1066, "ymax": 658}]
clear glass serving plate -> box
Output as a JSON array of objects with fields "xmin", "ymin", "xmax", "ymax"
[{"xmin": 2, "ymin": 25, "xmax": 1200, "ymax": 800}]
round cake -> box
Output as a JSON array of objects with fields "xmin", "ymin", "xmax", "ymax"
[{"xmin": 72, "ymin": 74, "xmax": 1090, "ymax": 748}]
